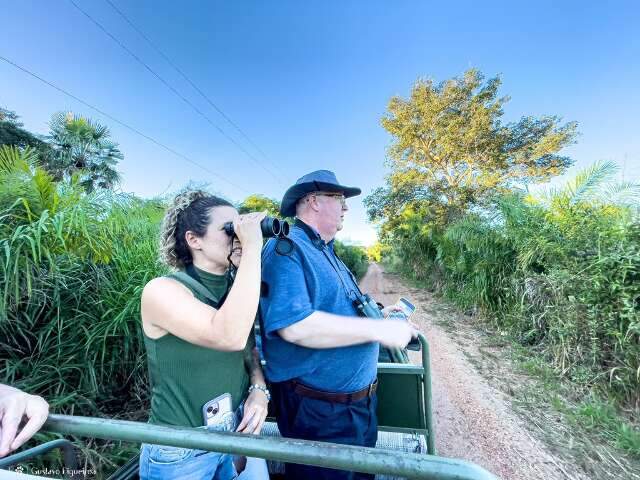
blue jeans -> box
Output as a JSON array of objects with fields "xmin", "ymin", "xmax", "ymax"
[{"xmin": 139, "ymin": 443, "xmax": 237, "ymax": 480}]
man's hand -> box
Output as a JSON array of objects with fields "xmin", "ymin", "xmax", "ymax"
[
  {"xmin": 0, "ymin": 388, "xmax": 49, "ymax": 457},
  {"xmin": 376, "ymin": 321, "xmax": 417, "ymax": 349},
  {"xmin": 381, "ymin": 304, "xmax": 403, "ymax": 317},
  {"xmin": 236, "ymin": 389, "xmax": 268, "ymax": 435}
]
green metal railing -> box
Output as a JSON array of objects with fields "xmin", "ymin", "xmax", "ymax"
[
  {"xmin": 419, "ymin": 333, "xmax": 436, "ymax": 455},
  {"xmin": 0, "ymin": 439, "xmax": 77, "ymax": 471},
  {"xmin": 41, "ymin": 415, "xmax": 496, "ymax": 479}
]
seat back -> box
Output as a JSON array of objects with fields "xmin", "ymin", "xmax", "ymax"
[{"xmin": 376, "ymin": 363, "xmax": 427, "ymax": 432}]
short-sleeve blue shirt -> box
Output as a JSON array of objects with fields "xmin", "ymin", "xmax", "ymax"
[{"xmin": 259, "ymin": 221, "xmax": 379, "ymax": 393}]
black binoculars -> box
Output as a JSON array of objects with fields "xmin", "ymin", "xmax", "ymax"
[
  {"xmin": 354, "ymin": 293, "xmax": 420, "ymax": 351},
  {"xmin": 223, "ymin": 216, "xmax": 290, "ymax": 238}
]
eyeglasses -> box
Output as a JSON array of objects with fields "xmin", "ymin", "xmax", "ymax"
[{"xmin": 310, "ymin": 192, "xmax": 346, "ymax": 206}]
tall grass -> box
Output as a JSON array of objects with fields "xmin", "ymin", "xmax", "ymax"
[
  {"xmin": 0, "ymin": 147, "xmax": 168, "ymax": 473},
  {"xmin": 383, "ymin": 162, "xmax": 640, "ymax": 407}
]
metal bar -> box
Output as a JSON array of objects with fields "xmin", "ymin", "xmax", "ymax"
[
  {"xmin": 418, "ymin": 370, "xmax": 428, "ymax": 431},
  {"xmin": 0, "ymin": 439, "xmax": 78, "ymax": 474},
  {"xmin": 419, "ymin": 333, "xmax": 436, "ymax": 455},
  {"xmin": 377, "ymin": 364, "xmax": 425, "ymax": 374},
  {"xmin": 43, "ymin": 415, "xmax": 497, "ymax": 480}
]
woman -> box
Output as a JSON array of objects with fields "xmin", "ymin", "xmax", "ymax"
[{"xmin": 139, "ymin": 190, "xmax": 270, "ymax": 480}]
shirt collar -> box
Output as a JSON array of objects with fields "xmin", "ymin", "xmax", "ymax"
[{"xmin": 294, "ymin": 218, "xmax": 335, "ymax": 248}]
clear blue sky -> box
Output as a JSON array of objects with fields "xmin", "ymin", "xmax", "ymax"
[{"xmin": 2, "ymin": 0, "xmax": 639, "ymax": 245}]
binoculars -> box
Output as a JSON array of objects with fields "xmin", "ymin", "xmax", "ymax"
[
  {"xmin": 354, "ymin": 293, "xmax": 384, "ymax": 319},
  {"xmin": 354, "ymin": 293, "xmax": 420, "ymax": 351},
  {"xmin": 223, "ymin": 216, "xmax": 290, "ymax": 238}
]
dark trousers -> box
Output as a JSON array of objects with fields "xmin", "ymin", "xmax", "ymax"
[{"xmin": 272, "ymin": 382, "xmax": 378, "ymax": 480}]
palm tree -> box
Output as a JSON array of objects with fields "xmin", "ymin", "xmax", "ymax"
[
  {"xmin": 540, "ymin": 160, "xmax": 640, "ymax": 209},
  {"xmin": 47, "ymin": 112, "xmax": 123, "ymax": 192}
]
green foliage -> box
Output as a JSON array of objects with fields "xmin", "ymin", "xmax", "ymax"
[
  {"xmin": 46, "ymin": 112, "xmax": 123, "ymax": 192},
  {"xmin": 0, "ymin": 107, "xmax": 49, "ymax": 152},
  {"xmin": 0, "ymin": 150, "xmax": 165, "ymax": 472},
  {"xmin": 366, "ymin": 242, "xmax": 388, "ymax": 262},
  {"xmin": 381, "ymin": 162, "xmax": 640, "ymax": 406},
  {"xmin": 334, "ymin": 241, "xmax": 369, "ymax": 281},
  {"xmin": 366, "ymin": 69, "xmax": 577, "ymax": 226},
  {"xmin": 238, "ymin": 194, "xmax": 281, "ymax": 216}
]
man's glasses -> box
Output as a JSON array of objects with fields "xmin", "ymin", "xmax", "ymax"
[{"xmin": 311, "ymin": 192, "xmax": 347, "ymax": 206}]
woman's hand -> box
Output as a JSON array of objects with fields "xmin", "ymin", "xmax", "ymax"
[
  {"xmin": 0, "ymin": 387, "xmax": 49, "ymax": 457},
  {"xmin": 236, "ymin": 389, "xmax": 268, "ymax": 435},
  {"xmin": 233, "ymin": 211, "xmax": 267, "ymax": 251}
]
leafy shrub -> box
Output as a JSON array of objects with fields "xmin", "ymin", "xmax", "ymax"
[
  {"xmin": 334, "ymin": 241, "xmax": 369, "ymax": 281},
  {"xmin": 381, "ymin": 162, "xmax": 640, "ymax": 405}
]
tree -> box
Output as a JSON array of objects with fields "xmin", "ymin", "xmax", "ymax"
[
  {"xmin": 47, "ymin": 112, "xmax": 123, "ymax": 192},
  {"xmin": 365, "ymin": 69, "xmax": 578, "ymax": 227},
  {"xmin": 238, "ymin": 194, "xmax": 281, "ymax": 216},
  {"xmin": 0, "ymin": 107, "xmax": 49, "ymax": 151}
]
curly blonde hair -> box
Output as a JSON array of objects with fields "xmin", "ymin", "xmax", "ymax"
[{"xmin": 159, "ymin": 189, "xmax": 233, "ymax": 269}]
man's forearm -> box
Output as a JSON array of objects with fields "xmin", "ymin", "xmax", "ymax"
[{"xmin": 279, "ymin": 311, "xmax": 381, "ymax": 348}]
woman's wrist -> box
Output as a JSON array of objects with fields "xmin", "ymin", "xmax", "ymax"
[{"xmin": 248, "ymin": 384, "xmax": 270, "ymax": 402}]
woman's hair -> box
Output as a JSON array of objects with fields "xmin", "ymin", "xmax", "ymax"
[{"xmin": 159, "ymin": 189, "xmax": 234, "ymax": 269}]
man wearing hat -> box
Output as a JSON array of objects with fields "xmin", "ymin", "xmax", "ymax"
[{"xmin": 259, "ymin": 170, "xmax": 415, "ymax": 480}]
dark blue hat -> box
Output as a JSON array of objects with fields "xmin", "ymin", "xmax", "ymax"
[{"xmin": 280, "ymin": 170, "xmax": 361, "ymax": 217}]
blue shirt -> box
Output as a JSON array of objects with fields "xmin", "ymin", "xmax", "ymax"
[{"xmin": 259, "ymin": 221, "xmax": 379, "ymax": 392}]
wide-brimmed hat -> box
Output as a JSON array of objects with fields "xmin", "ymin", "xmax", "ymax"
[{"xmin": 280, "ymin": 170, "xmax": 361, "ymax": 217}]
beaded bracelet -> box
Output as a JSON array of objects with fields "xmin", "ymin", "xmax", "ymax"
[{"xmin": 248, "ymin": 384, "xmax": 271, "ymax": 402}]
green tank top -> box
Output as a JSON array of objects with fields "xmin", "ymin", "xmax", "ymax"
[{"xmin": 144, "ymin": 267, "xmax": 250, "ymax": 427}]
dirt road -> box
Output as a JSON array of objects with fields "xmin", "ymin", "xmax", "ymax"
[{"xmin": 360, "ymin": 263, "xmax": 587, "ymax": 480}]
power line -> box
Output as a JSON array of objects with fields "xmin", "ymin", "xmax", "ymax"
[
  {"xmin": 0, "ymin": 54, "xmax": 249, "ymax": 194},
  {"xmin": 104, "ymin": 0, "xmax": 287, "ymax": 182},
  {"xmin": 67, "ymin": 0, "xmax": 284, "ymax": 185}
]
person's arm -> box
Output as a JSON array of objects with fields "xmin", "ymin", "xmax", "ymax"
[
  {"xmin": 237, "ymin": 336, "xmax": 269, "ymax": 434},
  {"xmin": 279, "ymin": 311, "xmax": 415, "ymax": 349},
  {"xmin": 261, "ymin": 249, "xmax": 416, "ymax": 350},
  {"xmin": 141, "ymin": 213, "xmax": 265, "ymax": 351},
  {"xmin": 242, "ymin": 333, "xmax": 267, "ymax": 387},
  {"xmin": 0, "ymin": 384, "xmax": 49, "ymax": 457}
]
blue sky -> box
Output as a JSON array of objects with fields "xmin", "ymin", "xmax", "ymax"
[{"xmin": 2, "ymin": 0, "xmax": 639, "ymax": 245}]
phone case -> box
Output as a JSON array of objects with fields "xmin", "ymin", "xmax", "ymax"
[{"xmin": 202, "ymin": 393, "xmax": 235, "ymax": 431}]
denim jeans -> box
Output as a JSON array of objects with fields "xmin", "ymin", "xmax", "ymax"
[
  {"xmin": 139, "ymin": 403, "xmax": 269, "ymax": 480},
  {"xmin": 139, "ymin": 442, "xmax": 236, "ymax": 480}
]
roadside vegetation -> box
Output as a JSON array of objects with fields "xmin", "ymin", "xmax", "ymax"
[
  {"xmin": 0, "ymin": 107, "xmax": 368, "ymax": 474},
  {"xmin": 368, "ymin": 70, "xmax": 639, "ymax": 463}
]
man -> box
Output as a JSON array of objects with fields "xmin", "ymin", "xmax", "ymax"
[
  {"xmin": 259, "ymin": 170, "xmax": 415, "ymax": 480},
  {"xmin": 0, "ymin": 384, "xmax": 49, "ymax": 458}
]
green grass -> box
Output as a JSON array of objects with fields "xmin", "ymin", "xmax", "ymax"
[{"xmin": 509, "ymin": 344, "xmax": 640, "ymax": 459}]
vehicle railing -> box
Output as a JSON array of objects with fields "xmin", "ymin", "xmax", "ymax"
[{"xmin": 33, "ymin": 414, "xmax": 497, "ymax": 480}]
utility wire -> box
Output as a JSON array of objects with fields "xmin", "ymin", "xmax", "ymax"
[
  {"xmin": 0, "ymin": 54, "xmax": 249, "ymax": 194},
  {"xmin": 104, "ymin": 0, "xmax": 287, "ymax": 182},
  {"xmin": 67, "ymin": 0, "xmax": 284, "ymax": 185}
]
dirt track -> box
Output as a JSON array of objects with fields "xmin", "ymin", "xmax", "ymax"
[{"xmin": 360, "ymin": 263, "xmax": 587, "ymax": 480}]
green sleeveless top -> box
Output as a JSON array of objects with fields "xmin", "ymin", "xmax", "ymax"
[{"xmin": 144, "ymin": 267, "xmax": 250, "ymax": 427}]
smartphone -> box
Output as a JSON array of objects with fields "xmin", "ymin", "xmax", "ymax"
[
  {"xmin": 202, "ymin": 393, "xmax": 235, "ymax": 431},
  {"xmin": 388, "ymin": 297, "xmax": 416, "ymax": 320},
  {"xmin": 388, "ymin": 297, "xmax": 420, "ymax": 350},
  {"xmin": 397, "ymin": 297, "xmax": 416, "ymax": 318}
]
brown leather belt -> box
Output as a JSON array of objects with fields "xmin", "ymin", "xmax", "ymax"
[{"xmin": 284, "ymin": 379, "xmax": 378, "ymax": 404}]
